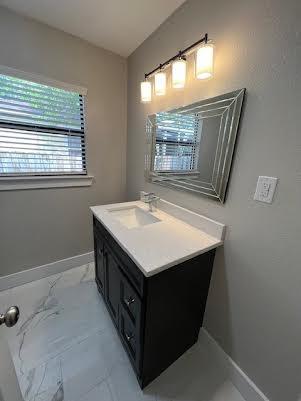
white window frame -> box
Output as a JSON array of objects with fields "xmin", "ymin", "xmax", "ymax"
[{"xmin": 0, "ymin": 65, "xmax": 93, "ymax": 191}]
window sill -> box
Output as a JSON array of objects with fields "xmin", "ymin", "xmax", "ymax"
[{"xmin": 0, "ymin": 175, "xmax": 94, "ymax": 191}]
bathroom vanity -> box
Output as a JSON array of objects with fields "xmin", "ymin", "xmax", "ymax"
[{"xmin": 91, "ymin": 199, "xmax": 225, "ymax": 388}]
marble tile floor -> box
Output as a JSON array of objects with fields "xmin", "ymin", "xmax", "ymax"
[{"xmin": 0, "ymin": 263, "xmax": 246, "ymax": 401}]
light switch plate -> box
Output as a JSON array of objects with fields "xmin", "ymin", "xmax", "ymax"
[{"xmin": 254, "ymin": 176, "xmax": 278, "ymax": 203}]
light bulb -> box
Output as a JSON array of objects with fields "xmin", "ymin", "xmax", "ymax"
[
  {"xmin": 140, "ymin": 80, "xmax": 152, "ymax": 103},
  {"xmin": 196, "ymin": 44, "xmax": 214, "ymax": 80},
  {"xmin": 172, "ymin": 59, "xmax": 186, "ymax": 89},
  {"xmin": 154, "ymin": 72, "xmax": 166, "ymax": 96}
]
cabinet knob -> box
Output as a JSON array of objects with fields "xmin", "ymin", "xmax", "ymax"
[
  {"xmin": 124, "ymin": 297, "xmax": 135, "ymax": 308},
  {"xmin": 125, "ymin": 332, "xmax": 134, "ymax": 342}
]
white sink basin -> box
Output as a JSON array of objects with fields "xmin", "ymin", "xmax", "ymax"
[{"xmin": 108, "ymin": 206, "xmax": 161, "ymax": 229}]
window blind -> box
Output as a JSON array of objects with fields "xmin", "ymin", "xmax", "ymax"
[
  {"xmin": 154, "ymin": 112, "xmax": 200, "ymax": 172},
  {"xmin": 0, "ymin": 73, "xmax": 86, "ymax": 176}
]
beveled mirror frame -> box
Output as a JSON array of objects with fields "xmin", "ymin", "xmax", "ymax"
[{"xmin": 145, "ymin": 88, "xmax": 245, "ymax": 203}]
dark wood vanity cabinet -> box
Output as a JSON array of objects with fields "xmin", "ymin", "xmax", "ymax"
[
  {"xmin": 94, "ymin": 230, "xmax": 105, "ymax": 295},
  {"xmin": 93, "ymin": 216, "xmax": 216, "ymax": 388}
]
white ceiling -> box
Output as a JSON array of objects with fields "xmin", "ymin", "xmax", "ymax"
[{"xmin": 0, "ymin": 0, "xmax": 186, "ymax": 57}]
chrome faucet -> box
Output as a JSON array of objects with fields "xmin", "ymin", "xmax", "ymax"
[{"xmin": 140, "ymin": 192, "xmax": 160, "ymax": 212}]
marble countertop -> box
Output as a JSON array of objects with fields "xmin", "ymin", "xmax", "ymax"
[{"xmin": 90, "ymin": 199, "xmax": 226, "ymax": 277}]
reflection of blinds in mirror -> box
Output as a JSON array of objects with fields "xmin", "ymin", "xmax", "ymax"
[{"xmin": 154, "ymin": 112, "xmax": 200, "ymax": 172}]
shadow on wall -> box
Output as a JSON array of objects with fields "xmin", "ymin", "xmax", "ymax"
[
  {"xmin": 143, "ymin": 336, "xmax": 235, "ymax": 400},
  {"xmin": 204, "ymin": 247, "xmax": 233, "ymax": 353}
]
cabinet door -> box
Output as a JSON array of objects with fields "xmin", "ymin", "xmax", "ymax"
[
  {"xmin": 105, "ymin": 248, "xmax": 121, "ymax": 326},
  {"xmin": 94, "ymin": 232, "xmax": 105, "ymax": 295}
]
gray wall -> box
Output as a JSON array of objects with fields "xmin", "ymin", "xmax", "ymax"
[
  {"xmin": 127, "ymin": 0, "xmax": 300, "ymax": 400},
  {"xmin": 0, "ymin": 7, "xmax": 127, "ymax": 276}
]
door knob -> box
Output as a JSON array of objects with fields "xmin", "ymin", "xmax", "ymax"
[{"xmin": 0, "ymin": 306, "xmax": 19, "ymax": 328}]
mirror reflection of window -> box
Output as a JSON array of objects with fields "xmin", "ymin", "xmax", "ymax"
[{"xmin": 154, "ymin": 112, "xmax": 202, "ymax": 173}]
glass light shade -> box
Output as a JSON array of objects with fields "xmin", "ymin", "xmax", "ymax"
[
  {"xmin": 140, "ymin": 81, "xmax": 152, "ymax": 103},
  {"xmin": 196, "ymin": 44, "xmax": 214, "ymax": 80},
  {"xmin": 154, "ymin": 72, "xmax": 166, "ymax": 96},
  {"xmin": 172, "ymin": 59, "xmax": 186, "ymax": 88}
]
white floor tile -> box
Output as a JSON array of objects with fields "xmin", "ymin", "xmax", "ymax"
[
  {"xmin": 78, "ymin": 380, "xmax": 113, "ymax": 401},
  {"xmin": 61, "ymin": 329, "xmax": 127, "ymax": 401},
  {"xmin": 18, "ymin": 356, "xmax": 62, "ymax": 401}
]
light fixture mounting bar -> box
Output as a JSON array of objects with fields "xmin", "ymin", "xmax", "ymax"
[{"xmin": 144, "ymin": 33, "xmax": 208, "ymax": 79}]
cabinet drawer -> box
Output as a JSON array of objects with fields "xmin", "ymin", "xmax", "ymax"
[
  {"xmin": 120, "ymin": 309, "xmax": 141, "ymax": 371},
  {"xmin": 120, "ymin": 274, "xmax": 141, "ymax": 326}
]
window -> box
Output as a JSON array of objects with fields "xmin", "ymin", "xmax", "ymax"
[
  {"xmin": 154, "ymin": 112, "xmax": 200, "ymax": 172},
  {"xmin": 0, "ymin": 73, "xmax": 86, "ymax": 177}
]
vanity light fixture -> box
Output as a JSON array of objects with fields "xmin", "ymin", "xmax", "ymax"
[
  {"xmin": 195, "ymin": 43, "xmax": 214, "ymax": 80},
  {"xmin": 140, "ymin": 80, "xmax": 152, "ymax": 103},
  {"xmin": 141, "ymin": 33, "xmax": 212, "ymax": 103},
  {"xmin": 154, "ymin": 69, "xmax": 167, "ymax": 96},
  {"xmin": 172, "ymin": 56, "xmax": 186, "ymax": 89}
]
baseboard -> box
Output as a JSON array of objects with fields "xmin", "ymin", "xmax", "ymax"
[
  {"xmin": 0, "ymin": 252, "xmax": 94, "ymax": 291},
  {"xmin": 199, "ymin": 328, "xmax": 270, "ymax": 401}
]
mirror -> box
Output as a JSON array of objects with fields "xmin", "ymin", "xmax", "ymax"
[{"xmin": 145, "ymin": 88, "xmax": 245, "ymax": 203}]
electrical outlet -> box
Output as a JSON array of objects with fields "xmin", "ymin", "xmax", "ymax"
[{"xmin": 254, "ymin": 176, "xmax": 278, "ymax": 203}]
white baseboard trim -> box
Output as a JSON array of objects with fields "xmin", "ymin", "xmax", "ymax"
[
  {"xmin": 199, "ymin": 328, "xmax": 270, "ymax": 401},
  {"xmin": 0, "ymin": 252, "xmax": 94, "ymax": 291}
]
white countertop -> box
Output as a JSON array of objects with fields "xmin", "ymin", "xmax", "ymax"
[{"xmin": 90, "ymin": 199, "xmax": 225, "ymax": 277}]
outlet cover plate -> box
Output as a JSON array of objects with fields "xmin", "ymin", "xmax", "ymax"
[{"xmin": 254, "ymin": 176, "xmax": 278, "ymax": 203}]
